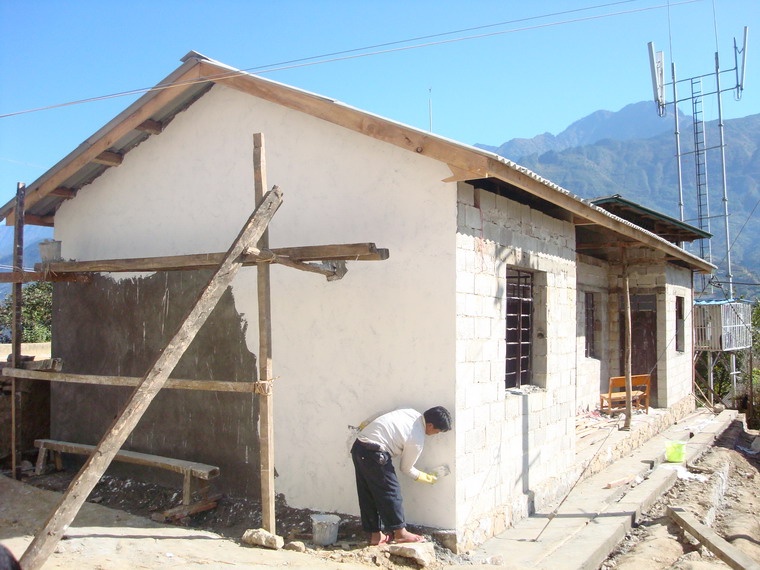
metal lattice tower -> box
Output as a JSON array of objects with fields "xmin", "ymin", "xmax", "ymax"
[{"xmin": 690, "ymin": 77, "xmax": 712, "ymax": 265}]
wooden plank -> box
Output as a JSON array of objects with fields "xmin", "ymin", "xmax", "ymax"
[
  {"xmin": 3, "ymin": 368, "xmax": 259, "ymax": 393},
  {"xmin": 254, "ymin": 133, "xmax": 276, "ymax": 534},
  {"xmin": 19, "ymin": 187, "xmax": 283, "ymax": 570},
  {"xmin": 0, "ymin": 271, "xmax": 91, "ymax": 283},
  {"xmin": 34, "ymin": 439, "xmax": 220, "ymax": 479},
  {"xmin": 92, "ymin": 151, "xmax": 123, "ymax": 167},
  {"xmin": 36, "ymin": 243, "xmax": 388, "ymax": 274},
  {"xmin": 667, "ymin": 507, "xmax": 760, "ymax": 570}
]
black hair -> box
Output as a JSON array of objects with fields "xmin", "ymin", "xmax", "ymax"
[
  {"xmin": 0, "ymin": 544, "xmax": 20, "ymax": 570},
  {"xmin": 424, "ymin": 406, "xmax": 452, "ymax": 432}
]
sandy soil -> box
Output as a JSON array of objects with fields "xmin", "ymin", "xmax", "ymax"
[
  {"xmin": 0, "ymin": 469, "xmax": 471, "ymax": 569},
  {"xmin": 3, "ymin": 419, "xmax": 759, "ymax": 569},
  {"xmin": 603, "ymin": 419, "xmax": 760, "ymax": 569}
]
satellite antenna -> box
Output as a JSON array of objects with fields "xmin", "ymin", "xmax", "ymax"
[{"xmin": 648, "ymin": 42, "xmax": 666, "ymax": 116}]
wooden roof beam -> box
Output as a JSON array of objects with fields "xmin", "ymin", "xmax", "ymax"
[
  {"xmin": 50, "ymin": 187, "xmax": 77, "ymax": 199},
  {"xmin": 35, "ymin": 243, "xmax": 389, "ymax": 274},
  {"xmin": 92, "ymin": 151, "xmax": 123, "ymax": 167},
  {"xmin": 136, "ymin": 119, "xmax": 164, "ymax": 135},
  {"xmin": 23, "ymin": 214, "xmax": 55, "ymax": 227}
]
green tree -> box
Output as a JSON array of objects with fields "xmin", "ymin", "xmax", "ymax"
[{"xmin": 0, "ymin": 281, "xmax": 52, "ymax": 343}]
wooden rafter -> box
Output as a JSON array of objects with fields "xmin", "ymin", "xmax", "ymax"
[
  {"xmin": 92, "ymin": 151, "xmax": 123, "ymax": 167},
  {"xmin": 136, "ymin": 119, "xmax": 163, "ymax": 135}
]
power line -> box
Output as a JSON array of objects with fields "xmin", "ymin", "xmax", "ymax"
[{"xmin": 0, "ymin": 0, "xmax": 702, "ymax": 120}]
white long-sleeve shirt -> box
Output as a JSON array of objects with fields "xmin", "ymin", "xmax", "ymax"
[{"xmin": 358, "ymin": 408, "xmax": 425, "ymax": 480}]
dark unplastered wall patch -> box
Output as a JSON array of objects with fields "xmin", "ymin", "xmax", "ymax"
[{"xmin": 51, "ymin": 270, "xmax": 261, "ymax": 497}]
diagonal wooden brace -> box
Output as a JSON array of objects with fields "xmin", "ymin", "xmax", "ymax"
[{"xmin": 20, "ymin": 187, "xmax": 283, "ymax": 570}]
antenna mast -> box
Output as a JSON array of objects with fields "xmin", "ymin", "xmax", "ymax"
[{"xmin": 646, "ymin": 27, "xmax": 749, "ymax": 298}]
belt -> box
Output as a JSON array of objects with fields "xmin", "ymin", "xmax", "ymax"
[{"xmin": 355, "ymin": 439, "xmax": 383, "ymax": 452}]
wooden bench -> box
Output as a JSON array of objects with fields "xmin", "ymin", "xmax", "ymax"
[
  {"xmin": 599, "ymin": 374, "xmax": 650, "ymax": 415},
  {"xmin": 34, "ymin": 439, "xmax": 220, "ymax": 510}
]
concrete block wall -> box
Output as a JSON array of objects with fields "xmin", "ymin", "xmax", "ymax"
[
  {"xmin": 455, "ymin": 182, "xmax": 578, "ymax": 548},
  {"xmin": 575, "ymin": 256, "xmax": 611, "ymax": 412},
  {"xmin": 607, "ymin": 258, "xmax": 694, "ymax": 409}
]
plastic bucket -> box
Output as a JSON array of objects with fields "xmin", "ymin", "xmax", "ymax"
[
  {"xmin": 311, "ymin": 514, "xmax": 340, "ymax": 546},
  {"xmin": 665, "ymin": 441, "xmax": 685, "ymax": 462}
]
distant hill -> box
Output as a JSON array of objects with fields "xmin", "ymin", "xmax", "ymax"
[
  {"xmin": 0, "ymin": 225, "xmax": 54, "ymax": 298},
  {"xmin": 477, "ymin": 103, "xmax": 760, "ymax": 299},
  {"xmin": 476, "ymin": 101, "xmax": 682, "ymax": 159}
]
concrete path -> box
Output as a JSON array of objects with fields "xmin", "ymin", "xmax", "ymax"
[{"xmin": 451, "ymin": 409, "xmax": 738, "ymax": 570}]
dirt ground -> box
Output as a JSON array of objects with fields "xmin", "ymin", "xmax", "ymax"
[
  {"xmin": 0, "ymin": 463, "xmax": 475, "ymax": 569},
  {"xmin": 602, "ymin": 418, "xmax": 760, "ymax": 569},
  {"xmin": 2, "ymin": 418, "xmax": 759, "ymax": 569}
]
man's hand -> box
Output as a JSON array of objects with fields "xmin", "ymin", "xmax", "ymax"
[{"xmin": 416, "ymin": 472, "xmax": 438, "ymax": 485}]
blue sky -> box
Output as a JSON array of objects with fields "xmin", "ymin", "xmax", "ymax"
[{"xmin": 0, "ymin": 0, "xmax": 757, "ymax": 206}]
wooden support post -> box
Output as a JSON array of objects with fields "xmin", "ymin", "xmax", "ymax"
[
  {"xmin": 10, "ymin": 182, "xmax": 25, "ymax": 479},
  {"xmin": 254, "ymin": 133, "xmax": 276, "ymax": 533},
  {"xmin": 19, "ymin": 188, "xmax": 283, "ymax": 570},
  {"xmin": 621, "ymin": 247, "xmax": 633, "ymax": 430}
]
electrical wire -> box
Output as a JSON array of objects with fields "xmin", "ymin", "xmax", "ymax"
[{"xmin": 0, "ymin": 0, "xmax": 702, "ymax": 120}]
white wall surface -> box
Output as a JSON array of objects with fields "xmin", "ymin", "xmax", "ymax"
[{"xmin": 54, "ymin": 85, "xmax": 458, "ymax": 528}]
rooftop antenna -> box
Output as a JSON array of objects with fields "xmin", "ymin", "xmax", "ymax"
[
  {"xmin": 648, "ymin": 42, "xmax": 667, "ymax": 117},
  {"xmin": 736, "ymin": 26, "xmax": 749, "ymax": 98},
  {"xmin": 645, "ymin": 26, "xmax": 749, "ymax": 298}
]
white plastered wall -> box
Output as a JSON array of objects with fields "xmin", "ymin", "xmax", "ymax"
[
  {"xmin": 54, "ymin": 84, "xmax": 458, "ymax": 528},
  {"xmin": 660, "ymin": 264, "xmax": 695, "ymax": 406}
]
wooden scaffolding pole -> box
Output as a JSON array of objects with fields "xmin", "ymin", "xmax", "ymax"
[
  {"xmin": 10, "ymin": 182, "xmax": 24, "ymax": 479},
  {"xmin": 19, "ymin": 188, "xmax": 283, "ymax": 570},
  {"xmin": 621, "ymin": 247, "xmax": 633, "ymax": 430},
  {"xmin": 253, "ymin": 133, "xmax": 276, "ymax": 533}
]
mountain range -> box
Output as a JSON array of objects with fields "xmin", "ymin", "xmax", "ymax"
[{"xmin": 476, "ymin": 101, "xmax": 760, "ymax": 299}]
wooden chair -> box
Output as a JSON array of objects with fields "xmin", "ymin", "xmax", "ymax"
[{"xmin": 599, "ymin": 374, "xmax": 650, "ymax": 414}]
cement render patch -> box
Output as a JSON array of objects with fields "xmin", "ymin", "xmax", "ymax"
[{"xmin": 457, "ymin": 409, "xmax": 737, "ymax": 570}]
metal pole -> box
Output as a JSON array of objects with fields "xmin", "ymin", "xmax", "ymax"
[
  {"xmin": 672, "ymin": 63, "xmax": 685, "ymax": 223},
  {"xmin": 715, "ymin": 52, "xmax": 734, "ymax": 299},
  {"xmin": 715, "ymin": 51, "xmax": 739, "ymax": 403}
]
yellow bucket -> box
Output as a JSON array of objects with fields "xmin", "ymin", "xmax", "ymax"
[{"xmin": 665, "ymin": 441, "xmax": 685, "ymax": 462}]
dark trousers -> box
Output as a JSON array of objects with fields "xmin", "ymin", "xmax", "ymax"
[{"xmin": 351, "ymin": 439, "xmax": 405, "ymax": 533}]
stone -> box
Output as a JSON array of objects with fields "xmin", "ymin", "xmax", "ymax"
[
  {"xmin": 283, "ymin": 541, "xmax": 306, "ymax": 553},
  {"xmin": 389, "ymin": 542, "xmax": 436, "ymax": 567},
  {"xmin": 241, "ymin": 528, "xmax": 284, "ymax": 550},
  {"xmin": 431, "ymin": 529, "xmax": 459, "ymax": 553}
]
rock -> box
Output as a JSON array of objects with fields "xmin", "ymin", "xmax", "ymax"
[
  {"xmin": 20, "ymin": 460, "xmax": 34, "ymax": 473},
  {"xmin": 389, "ymin": 542, "xmax": 436, "ymax": 567},
  {"xmin": 241, "ymin": 528, "xmax": 284, "ymax": 550},
  {"xmin": 283, "ymin": 541, "xmax": 306, "ymax": 553},
  {"xmin": 432, "ymin": 529, "xmax": 459, "ymax": 553}
]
